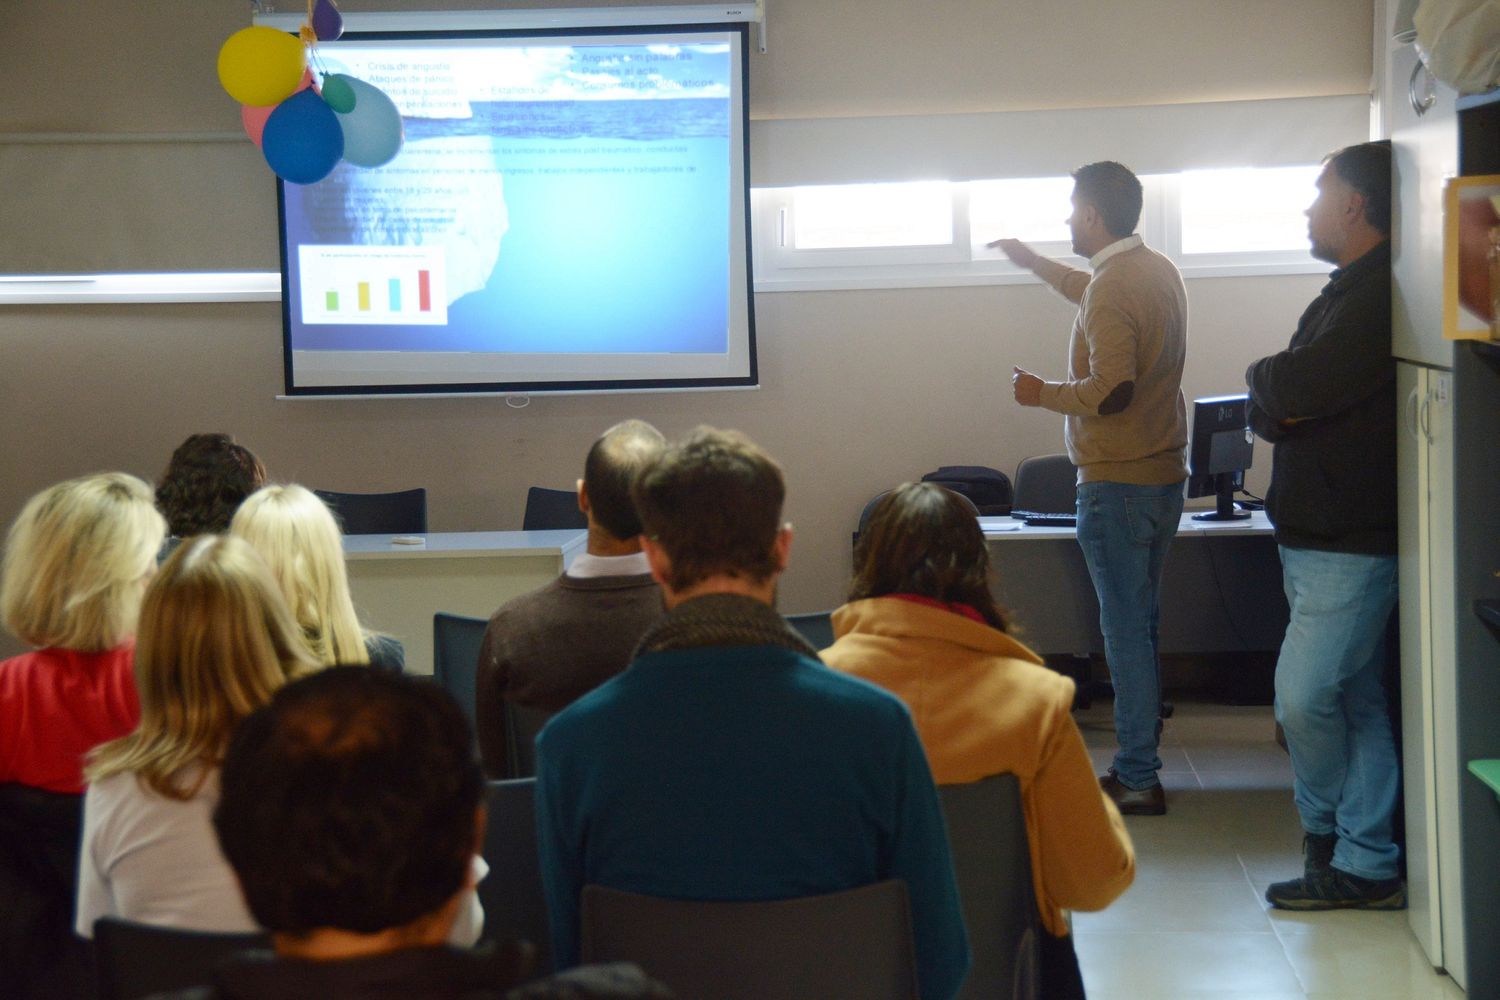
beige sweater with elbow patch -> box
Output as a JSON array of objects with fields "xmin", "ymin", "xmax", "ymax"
[{"xmin": 1032, "ymin": 240, "xmax": 1188, "ymax": 486}]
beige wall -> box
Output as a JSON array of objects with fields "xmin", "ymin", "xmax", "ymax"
[{"xmin": 0, "ymin": 0, "xmax": 1365, "ymax": 658}]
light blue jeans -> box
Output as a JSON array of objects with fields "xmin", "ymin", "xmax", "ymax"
[
  {"xmin": 1075, "ymin": 480, "xmax": 1185, "ymax": 789},
  {"xmin": 1274, "ymin": 545, "xmax": 1400, "ymax": 881}
]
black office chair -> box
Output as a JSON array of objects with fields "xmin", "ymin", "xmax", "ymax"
[
  {"xmin": 938, "ymin": 774, "xmax": 1041, "ymax": 1000},
  {"xmin": 93, "ymin": 917, "xmax": 268, "ymax": 1000},
  {"xmin": 522, "ymin": 487, "xmax": 587, "ymax": 531},
  {"xmin": 580, "ymin": 880, "xmax": 918, "ymax": 1000},
  {"xmin": 1011, "ymin": 454, "xmax": 1077, "ymax": 515},
  {"xmin": 314, "ymin": 487, "xmax": 428, "ymax": 535},
  {"xmin": 785, "ymin": 611, "xmax": 836, "ymax": 651},
  {"xmin": 853, "ymin": 489, "xmax": 894, "ymax": 550},
  {"xmin": 480, "ymin": 778, "xmax": 552, "ymax": 970},
  {"xmin": 500, "ymin": 702, "xmax": 552, "ymax": 780},
  {"xmin": 433, "ymin": 612, "xmax": 487, "ymax": 731}
]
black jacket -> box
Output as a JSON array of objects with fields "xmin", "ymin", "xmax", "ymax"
[{"xmin": 1245, "ymin": 242, "xmax": 1396, "ymax": 554}]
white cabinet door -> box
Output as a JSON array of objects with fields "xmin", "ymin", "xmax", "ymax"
[
  {"xmin": 1390, "ymin": 42, "xmax": 1458, "ymax": 368},
  {"xmin": 1398, "ymin": 361, "xmax": 1441, "ymax": 964}
]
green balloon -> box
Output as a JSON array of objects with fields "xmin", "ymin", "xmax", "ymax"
[{"xmin": 321, "ymin": 74, "xmax": 357, "ymax": 114}]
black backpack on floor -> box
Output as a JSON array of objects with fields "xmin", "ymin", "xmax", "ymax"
[{"xmin": 920, "ymin": 466, "xmax": 1013, "ymax": 516}]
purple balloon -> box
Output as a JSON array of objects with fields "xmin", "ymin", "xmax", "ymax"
[
  {"xmin": 262, "ymin": 88, "xmax": 344, "ymax": 185},
  {"xmin": 312, "ymin": 0, "xmax": 344, "ymax": 41}
]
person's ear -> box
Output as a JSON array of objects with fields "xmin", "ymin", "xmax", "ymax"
[
  {"xmin": 640, "ymin": 535, "xmax": 672, "ymax": 588},
  {"xmin": 772, "ymin": 523, "xmax": 793, "ymax": 573},
  {"xmin": 1344, "ymin": 189, "xmax": 1367, "ymax": 229},
  {"xmin": 576, "ymin": 479, "xmax": 590, "ymax": 515}
]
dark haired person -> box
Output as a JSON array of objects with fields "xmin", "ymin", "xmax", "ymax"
[
  {"xmin": 823, "ymin": 482, "xmax": 1134, "ymax": 998},
  {"xmin": 1246, "ymin": 141, "xmax": 1403, "ymax": 911},
  {"xmin": 475, "ymin": 420, "xmax": 666, "ymax": 778},
  {"xmin": 169, "ymin": 666, "xmax": 668, "ymax": 999},
  {"xmin": 989, "ymin": 160, "xmax": 1189, "ymax": 815},
  {"xmin": 535, "ymin": 428, "xmax": 970, "ymax": 1000},
  {"xmin": 155, "ymin": 433, "xmax": 267, "ymax": 539}
]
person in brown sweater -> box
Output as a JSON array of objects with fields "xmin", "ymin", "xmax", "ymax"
[
  {"xmin": 991, "ymin": 161, "xmax": 1188, "ymax": 815},
  {"xmin": 475, "ymin": 420, "xmax": 666, "ymax": 778},
  {"xmin": 823, "ymin": 482, "xmax": 1134, "ymax": 999}
]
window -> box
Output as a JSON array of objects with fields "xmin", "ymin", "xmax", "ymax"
[
  {"xmin": 753, "ymin": 165, "xmax": 1327, "ymax": 291},
  {"xmin": 1179, "ymin": 165, "xmax": 1320, "ymax": 255},
  {"xmin": 789, "ymin": 182, "xmax": 953, "ymax": 250}
]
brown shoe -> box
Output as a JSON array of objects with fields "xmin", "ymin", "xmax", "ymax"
[{"xmin": 1100, "ymin": 769, "xmax": 1166, "ymax": 815}]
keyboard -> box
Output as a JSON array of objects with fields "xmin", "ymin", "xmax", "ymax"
[{"xmin": 1011, "ymin": 510, "xmax": 1077, "ymax": 527}]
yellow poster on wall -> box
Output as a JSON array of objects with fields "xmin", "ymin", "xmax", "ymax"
[{"xmin": 1443, "ymin": 174, "xmax": 1500, "ymax": 341}]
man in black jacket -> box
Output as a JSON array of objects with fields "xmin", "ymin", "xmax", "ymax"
[{"xmin": 1246, "ymin": 140, "xmax": 1403, "ymax": 912}]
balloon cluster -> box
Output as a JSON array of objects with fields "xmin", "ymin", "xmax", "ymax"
[{"xmin": 217, "ymin": 0, "xmax": 404, "ymax": 185}]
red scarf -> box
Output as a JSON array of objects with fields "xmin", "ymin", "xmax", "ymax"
[{"xmin": 888, "ymin": 593, "xmax": 988, "ymax": 625}]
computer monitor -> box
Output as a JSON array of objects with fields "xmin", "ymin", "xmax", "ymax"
[{"xmin": 1187, "ymin": 394, "xmax": 1254, "ymax": 521}]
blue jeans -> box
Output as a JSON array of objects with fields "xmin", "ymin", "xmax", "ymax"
[
  {"xmin": 1075, "ymin": 480, "xmax": 1184, "ymax": 789},
  {"xmin": 1274, "ymin": 546, "xmax": 1400, "ymax": 881}
]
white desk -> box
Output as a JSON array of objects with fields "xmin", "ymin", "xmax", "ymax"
[
  {"xmin": 344, "ymin": 529, "xmax": 587, "ymax": 675},
  {"xmin": 981, "ymin": 511, "xmax": 1288, "ymax": 657}
]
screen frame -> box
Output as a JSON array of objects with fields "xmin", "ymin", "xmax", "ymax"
[{"xmin": 272, "ymin": 19, "xmax": 757, "ymax": 398}]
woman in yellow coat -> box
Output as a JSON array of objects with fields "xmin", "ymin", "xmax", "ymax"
[{"xmin": 822, "ymin": 482, "xmax": 1135, "ymax": 996}]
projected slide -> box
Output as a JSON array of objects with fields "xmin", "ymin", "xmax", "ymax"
[{"xmin": 281, "ymin": 34, "xmax": 736, "ymax": 360}]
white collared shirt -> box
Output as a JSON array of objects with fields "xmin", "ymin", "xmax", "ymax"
[
  {"xmin": 565, "ymin": 550, "xmax": 651, "ymax": 580},
  {"xmin": 1089, "ymin": 233, "xmax": 1143, "ymax": 270}
]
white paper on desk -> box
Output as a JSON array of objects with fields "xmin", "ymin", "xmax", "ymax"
[{"xmin": 981, "ymin": 523, "xmax": 1022, "ymax": 533}]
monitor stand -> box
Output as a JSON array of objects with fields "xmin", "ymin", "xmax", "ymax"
[{"xmin": 1192, "ymin": 475, "xmax": 1251, "ymax": 521}]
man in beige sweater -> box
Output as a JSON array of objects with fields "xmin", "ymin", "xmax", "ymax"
[{"xmin": 992, "ymin": 160, "xmax": 1188, "ymax": 815}]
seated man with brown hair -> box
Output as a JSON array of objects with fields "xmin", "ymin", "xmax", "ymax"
[
  {"xmin": 535, "ymin": 427, "xmax": 970, "ymax": 1000},
  {"xmin": 154, "ymin": 667, "xmax": 668, "ymax": 1000},
  {"xmin": 476, "ymin": 420, "xmax": 666, "ymax": 778}
]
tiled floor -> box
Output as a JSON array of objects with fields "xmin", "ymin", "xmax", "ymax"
[{"xmin": 1070, "ymin": 697, "xmax": 1464, "ymax": 1000}]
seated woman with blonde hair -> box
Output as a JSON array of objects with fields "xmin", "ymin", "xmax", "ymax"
[
  {"xmin": 0, "ymin": 472, "xmax": 166, "ymax": 997},
  {"xmin": 821, "ymin": 482, "xmax": 1135, "ymax": 999},
  {"xmin": 75, "ymin": 534, "xmax": 320, "ymax": 936},
  {"xmin": 77, "ymin": 535, "xmax": 484, "ymax": 944},
  {"xmin": 230, "ymin": 484, "xmax": 404, "ymax": 671}
]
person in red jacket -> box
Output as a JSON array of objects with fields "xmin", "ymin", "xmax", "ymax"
[{"xmin": 0, "ymin": 471, "xmax": 166, "ymax": 999}]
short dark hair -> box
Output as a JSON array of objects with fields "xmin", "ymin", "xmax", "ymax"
[
  {"xmin": 155, "ymin": 433, "xmax": 266, "ymax": 537},
  {"xmin": 849, "ymin": 482, "xmax": 1009, "ymax": 631},
  {"xmin": 213, "ymin": 666, "xmax": 483, "ymax": 936},
  {"xmin": 1071, "ymin": 161, "xmax": 1143, "ymax": 239},
  {"xmin": 1326, "ymin": 140, "xmax": 1392, "ymax": 236},
  {"xmin": 631, "ymin": 427, "xmax": 784, "ymax": 591},
  {"xmin": 583, "ymin": 420, "xmax": 667, "ymax": 541}
]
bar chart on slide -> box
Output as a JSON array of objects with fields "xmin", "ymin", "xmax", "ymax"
[{"xmin": 297, "ymin": 245, "xmax": 449, "ymax": 325}]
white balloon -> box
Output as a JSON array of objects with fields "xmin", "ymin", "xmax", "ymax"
[{"xmin": 336, "ymin": 77, "xmax": 405, "ymax": 168}]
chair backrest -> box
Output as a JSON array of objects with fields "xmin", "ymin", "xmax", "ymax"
[
  {"xmin": 1011, "ymin": 455, "xmax": 1078, "ymax": 515},
  {"xmin": 501, "ymin": 702, "xmax": 553, "ymax": 779},
  {"xmin": 0, "ymin": 784, "xmax": 91, "ymax": 999},
  {"xmin": 93, "ymin": 917, "xmax": 268, "ymax": 1000},
  {"xmin": 523, "ymin": 487, "xmax": 588, "ymax": 532},
  {"xmin": 313, "ymin": 487, "xmax": 428, "ymax": 535},
  {"xmin": 785, "ymin": 611, "xmax": 836, "ymax": 651},
  {"xmin": 580, "ymin": 880, "xmax": 918, "ymax": 1000},
  {"xmin": 938, "ymin": 774, "xmax": 1041, "ymax": 1000},
  {"xmin": 433, "ymin": 612, "xmax": 488, "ymax": 729},
  {"xmin": 480, "ymin": 778, "xmax": 552, "ymax": 970},
  {"xmin": 853, "ymin": 489, "xmax": 894, "ymax": 550}
]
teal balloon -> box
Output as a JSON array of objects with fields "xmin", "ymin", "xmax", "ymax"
[
  {"xmin": 336, "ymin": 77, "xmax": 404, "ymax": 168},
  {"xmin": 321, "ymin": 73, "xmax": 356, "ymax": 113},
  {"xmin": 262, "ymin": 88, "xmax": 344, "ymax": 184}
]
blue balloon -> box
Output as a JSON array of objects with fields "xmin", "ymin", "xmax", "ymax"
[
  {"xmin": 336, "ymin": 77, "xmax": 405, "ymax": 168},
  {"xmin": 262, "ymin": 88, "xmax": 344, "ymax": 185}
]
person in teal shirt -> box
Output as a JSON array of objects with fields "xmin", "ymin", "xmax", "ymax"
[{"xmin": 536, "ymin": 427, "xmax": 970, "ymax": 1000}]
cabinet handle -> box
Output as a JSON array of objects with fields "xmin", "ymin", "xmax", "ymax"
[
  {"xmin": 1410, "ymin": 58, "xmax": 1436, "ymax": 116},
  {"xmin": 1420, "ymin": 394, "xmax": 1433, "ymax": 444},
  {"xmin": 1405, "ymin": 385, "xmax": 1421, "ymax": 437}
]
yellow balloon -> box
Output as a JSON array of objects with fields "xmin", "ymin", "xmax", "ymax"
[{"xmin": 217, "ymin": 27, "xmax": 306, "ymax": 107}]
